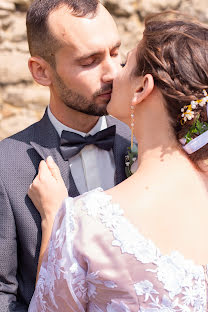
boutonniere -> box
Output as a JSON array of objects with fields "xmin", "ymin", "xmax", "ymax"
[{"xmin": 125, "ymin": 143, "xmax": 138, "ymax": 177}]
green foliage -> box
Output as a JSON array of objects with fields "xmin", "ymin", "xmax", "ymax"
[
  {"xmin": 185, "ymin": 118, "xmax": 208, "ymax": 143},
  {"xmin": 125, "ymin": 143, "xmax": 138, "ymax": 177}
]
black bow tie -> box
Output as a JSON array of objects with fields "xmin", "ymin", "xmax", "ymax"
[{"xmin": 60, "ymin": 125, "xmax": 116, "ymax": 160}]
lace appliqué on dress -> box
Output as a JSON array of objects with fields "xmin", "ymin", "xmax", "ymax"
[{"xmin": 80, "ymin": 188, "xmax": 207, "ymax": 312}]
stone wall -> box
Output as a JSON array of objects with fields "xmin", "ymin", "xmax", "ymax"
[{"xmin": 0, "ymin": 0, "xmax": 208, "ymax": 140}]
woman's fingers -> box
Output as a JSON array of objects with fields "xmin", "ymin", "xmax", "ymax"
[
  {"xmin": 46, "ymin": 156, "xmax": 62, "ymax": 181},
  {"xmin": 28, "ymin": 160, "xmax": 51, "ymax": 201},
  {"xmin": 38, "ymin": 159, "xmax": 52, "ymax": 181},
  {"xmin": 27, "ymin": 158, "xmax": 68, "ymax": 220}
]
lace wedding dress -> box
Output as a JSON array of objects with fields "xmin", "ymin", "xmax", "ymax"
[{"xmin": 28, "ymin": 188, "xmax": 208, "ymax": 312}]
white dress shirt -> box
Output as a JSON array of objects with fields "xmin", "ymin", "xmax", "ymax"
[{"xmin": 47, "ymin": 106, "xmax": 116, "ymax": 194}]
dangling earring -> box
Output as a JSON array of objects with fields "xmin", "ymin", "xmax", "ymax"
[{"xmin": 130, "ymin": 105, "xmax": 135, "ymax": 150}]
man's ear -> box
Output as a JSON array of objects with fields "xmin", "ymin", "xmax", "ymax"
[
  {"xmin": 132, "ymin": 74, "xmax": 154, "ymax": 106},
  {"xmin": 28, "ymin": 56, "xmax": 52, "ymax": 86}
]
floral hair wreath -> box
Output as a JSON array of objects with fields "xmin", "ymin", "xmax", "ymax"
[
  {"xmin": 180, "ymin": 89, "xmax": 208, "ymax": 154},
  {"xmin": 181, "ymin": 89, "xmax": 208, "ymax": 123}
]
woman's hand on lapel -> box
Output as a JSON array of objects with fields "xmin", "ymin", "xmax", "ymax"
[{"xmin": 28, "ymin": 156, "xmax": 68, "ymax": 222}]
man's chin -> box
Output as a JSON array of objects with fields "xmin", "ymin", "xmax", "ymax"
[{"xmin": 95, "ymin": 97, "xmax": 110, "ymax": 106}]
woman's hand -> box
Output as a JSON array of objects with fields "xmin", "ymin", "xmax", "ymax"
[
  {"xmin": 28, "ymin": 156, "xmax": 68, "ymax": 283},
  {"xmin": 28, "ymin": 156, "xmax": 68, "ymax": 222}
]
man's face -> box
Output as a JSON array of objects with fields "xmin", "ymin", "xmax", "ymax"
[{"xmin": 48, "ymin": 4, "xmax": 121, "ymax": 116}]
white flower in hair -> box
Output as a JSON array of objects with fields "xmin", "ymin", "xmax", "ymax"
[
  {"xmin": 181, "ymin": 105, "xmax": 194, "ymax": 122},
  {"xmin": 203, "ymin": 89, "xmax": 208, "ymax": 96},
  {"xmin": 181, "ymin": 89, "xmax": 208, "ymax": 124},
  {"xmin": 191, "ymin": 101, "xmax": 197, "ymax": 109},
  {"xmin": 198, "ymin": 98, "xmax": 207, "ymax": 107}
]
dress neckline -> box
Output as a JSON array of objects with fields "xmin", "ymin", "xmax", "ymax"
[{"xmin": 91, "ymin": 187, "xmax": 208, "ymax": 270}]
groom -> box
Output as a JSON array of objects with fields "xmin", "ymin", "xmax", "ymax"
[{"xmin": 0, "ymin": 0, "xmax": 132, "ymax": 311}]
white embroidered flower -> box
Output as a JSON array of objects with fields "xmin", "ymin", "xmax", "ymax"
[
  {"xmin": 86, "ymin": 271, "xmax": 102, "ymax": 285},
  {"xmin": 134, "ymin": 239, "xmax": 159, "ymax": 264},
  {"xmin": 104, "ymin": 281, "xmax": 117, "ymax": 288},
  {"xmin": 111, "ymin": 218, "xmax": 159, "ymax": 263},
  {"xmin": 178, "ymin": 305, "xmax": 191, "ymax": 312},
  {"xmin": 88, "ymin": 283, "xmax": 97, "ymax": 298},
  {"xmin": 35, "ymin": 267, "xmax": 48, "ymax": 311},
  {"xmin": 100, "ymin": 203, "xmax": 123, "ymax": 228},
  {"xmin": 182, "ymin": 288, "xmax": 195, "ymax": 306},
  {"xmin": 148, "ymin": 295, "xmax": 179, "ymax": 312},
  {"xmin": 64, "ymin": 197, "xmax": 75, "ymax": 231},
  {"xmin": 81, "ymin": 188, "xmax": 105, "ymax": 217},
  {"xmin": 181, "ymin": 285, "xmax": 205, "ymax": 308},
  {"xmin": 70, "ymin": 261, "xmax": 88, "ymax": 302},
  {"xmin": 184, "ymin": 279, "xmax": 206, "ymax": 312},
  {"xmin": 107, "ymin": 300, "xmax": 130, "ymax": 312},
  {"xmin": 134, "ymin": 280, "xmax": 158, "ymax": 301},
  {"xmin": 86, "ymin": 271, "xmax": 117, "ymax": 299},
  {"xmin": 88, "ymin": 302, "xmax": 105, "ymax": 312},
  {"xmin": 82, "ymin": 196, "xmax": 100, "ymax": 217},
  {"xmin": 112, "ymin": 222, "xmax": 138, "ymax": 253},
  {"xmin": 156, "ymin": 252, "xmax": 191, "ymax": 298},
  {"xmin": 54, "ymin": 228, "xmax": 65, "ymax": 249},
  {"xmin": 69, "ymin": 262, "xmax": 79, "ymax": 274},
  {"xmin": 73, "ymin": 278, "xmax": 88, "ymax": 301}
]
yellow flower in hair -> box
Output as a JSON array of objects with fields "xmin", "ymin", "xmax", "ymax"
[
  {"xmin": 181, "ymin": 90, "xmax": 208, "ymax": 124},
  {"xmin": 181, "ymin": 104, "xmax": 194, "ymax": 122}
]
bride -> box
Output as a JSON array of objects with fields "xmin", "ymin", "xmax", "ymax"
[{"xmin": 28, "ymin": 11, "xmax": 208, "ymax": 312}]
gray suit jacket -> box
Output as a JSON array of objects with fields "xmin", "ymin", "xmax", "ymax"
[{"xmin": 0, "ymin": 111, "xmax": 132, "ymax": 311}]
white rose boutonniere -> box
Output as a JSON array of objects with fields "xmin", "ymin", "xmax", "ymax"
[{"xmin": 125, "ymin": 143, "xmax": 138, "ymax": 177}]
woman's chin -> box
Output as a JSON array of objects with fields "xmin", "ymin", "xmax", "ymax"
[
  {"xmin": 107, "ymin": 107, "xmax": 119, "ymax": 119},
  {"xmin": 107, "ymin": 102, "xmax": 115, "ymax": 117},
  {"xmin": 107, "ymin": 101, "xmax": 128, "ymax": 123}
]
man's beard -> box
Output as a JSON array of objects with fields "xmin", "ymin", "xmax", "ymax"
[{"xmin": 53, "ymin": 71, "xmax": 112, "ymax": 116}]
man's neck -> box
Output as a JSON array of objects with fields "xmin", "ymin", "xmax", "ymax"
[{"xmin": 49, "ymin": 105, "xmax": 100, "ymax": 133}]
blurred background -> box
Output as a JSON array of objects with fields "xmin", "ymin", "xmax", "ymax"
[{"xmin": 0, "ymin": 0, "xmax": 207, "ymax": 140}]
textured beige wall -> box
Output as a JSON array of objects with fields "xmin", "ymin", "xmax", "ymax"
[{"xmin": 0, "ymin": 0, "xmax": 208, "ymax": 140}]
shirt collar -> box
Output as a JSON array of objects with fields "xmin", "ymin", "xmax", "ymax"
[{"xmin": 47, "ymin": 105, "xmax": 108, "ymax": 138}]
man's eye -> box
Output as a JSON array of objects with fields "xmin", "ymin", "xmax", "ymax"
[
  {"xmin": 111, "ymin": 52, "xmax": 119, "ymax": 57},
  {"xmin": 81, "ymin": 59, "xmax": 95, "ymax": 67}
]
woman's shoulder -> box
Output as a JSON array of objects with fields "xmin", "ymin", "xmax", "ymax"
[
  {"xmin": 61, "ymin": 187, "xmax": 124, "ymax": 238},
  {"xmin": 64, "ymin": 187, "xmax": 112, "ymax": 217}
]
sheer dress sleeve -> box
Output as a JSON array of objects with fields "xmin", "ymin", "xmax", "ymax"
[
  {"xmin": 28, "ymin": 189, "xmax": 140, "ymax": 312},
  {"xmin": 28, "ymin": 197, "xmax": 88, "ymax": 312}
]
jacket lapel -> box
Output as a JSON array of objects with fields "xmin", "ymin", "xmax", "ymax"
[
  {"xmin": 106, "ymin": 116, "xmax": 131, "ymax": 185},
  {"xmin": 30, "ymin": 110, "xmax": 80, "ymax": 197}
]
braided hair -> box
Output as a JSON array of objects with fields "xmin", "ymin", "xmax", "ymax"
[{"xmin": 134, "ymin": 11, "xmax": 208, "ymax": 162}]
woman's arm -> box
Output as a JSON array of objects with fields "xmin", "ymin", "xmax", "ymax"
[
  {"xmin": 36, "ymin": 218, "xmax": 54, "ymax": 283},
  {"xmin": 28, "ymin": 156, "xmax": 68, "ymax": 282}
]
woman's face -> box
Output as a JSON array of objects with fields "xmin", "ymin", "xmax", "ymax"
[{"xmin": 107, "ymin": 47, "xmax": 138, "ymax": 123}]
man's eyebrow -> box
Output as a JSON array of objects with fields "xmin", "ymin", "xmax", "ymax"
[{"xmin": 75, "ymin": 41, "xmax": 121, "ymax": 62}]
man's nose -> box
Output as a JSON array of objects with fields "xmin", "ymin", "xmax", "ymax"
[{"xmin": 101, "ymin": 56, "xmax": 120, "ymax": 83}]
